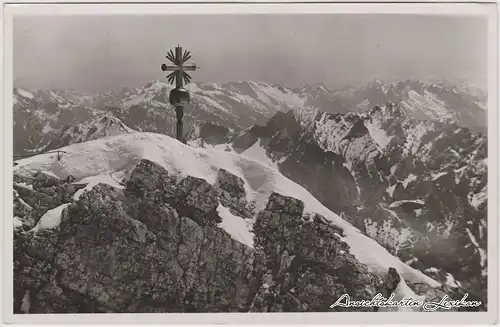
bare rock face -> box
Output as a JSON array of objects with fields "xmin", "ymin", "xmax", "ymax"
[
  {"xmin": 216, "ymin": 168, "xmax": 256, "ymax": 219},
  {"xmin": 125, "ymin": 159, "xmax": 222, "ymax": 227},
  {"xmin": 13, "ymin": 159, "xmax": 433, "ymax": 313},
  {"xmin": 14, "ymin": 162, "xmax": 255, "ymax": 313},
  {"xmin": 252, "ymin": 193, "xmax": 385, "ymax": 312},
  {"xmin": 217, "ymin": 168, "xmax": 246, "ymax": 198}
]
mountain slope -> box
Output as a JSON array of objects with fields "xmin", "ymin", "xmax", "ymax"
[
  {"xmin": 12, "ymin": 132, "xmax": 450, "ymax": 313},
  {"xmin": 12, "ymin": 132, "xmax": 437, "ymax": 283},
  {"xmin": 229, "ymin": 103, "xmax": 487, "ymax": 308},
  {"xmin": 42, "ymin": 114, "xmax": 136, "ymax": 152},
  {"xmin": 13, "ymin": 88, "xmax": 104, "ymax": 155}
]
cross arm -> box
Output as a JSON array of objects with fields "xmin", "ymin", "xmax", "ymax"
[
  {"xmin": 182, "ymin": 64, "xmax": 198, "ymax": 71},
  {"xmin": 161, "ymin": 64, "xmax": 197, "ymax": 72},
  {"xmin": 161, "ymin": 65, "xmax": 179, "ymax": 72}
]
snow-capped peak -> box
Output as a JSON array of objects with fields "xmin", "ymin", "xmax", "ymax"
[{"xmin": 15, "ymin": 88, "xmax": 35, "ymax": 100}]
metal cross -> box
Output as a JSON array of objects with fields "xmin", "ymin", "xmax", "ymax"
[{"xmin": 160, "ymin": 45, "xmax": 198, "ymax": 143}]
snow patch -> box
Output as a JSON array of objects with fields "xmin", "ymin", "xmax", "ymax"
[
  {"xmin": 15, "ymin": 182, "xmax": 33, "ymax": 190},
  {"xmin": 217, "ymin": 204, "xmax": 254, "ymax": 247},
  {"xmin": 386, "ymin": 184, "xmax": 396, "ymax": 197},
  {"xmin": 403, "ymin": 122, "xmax": 430, "ymax": 157},
  {"xmin": 465, "ymin": 227, "xmax": 487, "ymax": 270},
  {"xmin": 389, "ymin": 199, "xmax": 424, "ymax": 209},
  {"xmin": 454, "ymin": 166, "xmax": 467, "ymax": 184},
  {"xmin": 50, "ymin": 91, "xmax": 66, "ymax": 103},
  {"xmin": 13, "ymin": 216, "xmax": 24, "ymax": 228},
  {"xmin": 73, "ymin": 172, "xmax": 125, "ymax": 200},
  {"xmin": 251, "ymin": 81, "xmax": 304, "ymax": 108},
  {"xmin": 365, "ymin": 118, "xmax": 392, "ymax": 150},
  {"xmin": 17, "ymin": 88, "xmax": 34, "ymax": 99},
  {"xmin": 407, "ymin": 90, "xmax": 451, "ymax": 119},
  {"xmin": 401, "ymin": 174, "xmax": 417, "ymax": 188},
  {"xmin": 445, "ymin": 273, "xmax": 460, "ymax": 288},
  {"xmin": 20, "ymin": 290, "xmax": 31, "ymax": 313},
  {"xmin": 469, "ymin": 186, "xmax": 487, "ymax": 209},
  {"xmin": 390, "ymin": 164, "xmax": 398, "ymax": 175},
  {"xmin": 33, "ymin": 203, "xmax": 71, "ymax": 231},
  {"xmin": 475, "ymin": 101, "xmax": 487, "ymax": 110},
  {"xmin": 17, "ymin": 197, "xmax": 33, "ymax": 210},
  {"xmin": 241, "ymin": 139, "xmax": 278, "ymax": 169},
  {"xmin": 405, "ymin": 257, "xmax": 418, "ymax": 265},
  {"xmin": 431, "ymin": 171, "xmax": 448, "ymax": 181}
]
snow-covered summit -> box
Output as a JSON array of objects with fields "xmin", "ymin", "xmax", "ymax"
[{"xmin": 14, "ymin": 132, "xmax": 439, "ymax": 289}]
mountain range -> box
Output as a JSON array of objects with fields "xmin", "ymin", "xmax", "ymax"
[
  {"xmin": 12, "ymin": 77, "xmax": 488, "ymax": 312},
  {"xmin": 13, "ymin": 78, "xmax": 486, "ymax": 155}
]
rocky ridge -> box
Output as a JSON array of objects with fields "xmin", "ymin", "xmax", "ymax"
[{"xmin": 14, "ymin": 158, "xmax": 448, "ymax": 313}]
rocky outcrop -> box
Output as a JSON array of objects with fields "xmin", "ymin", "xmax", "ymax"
[
  {"xmin": 14, "ymin": 162, "xmax": 255, "ymax": 313},
  {"xmin": 13, "ymin": 159, "xmax": 430, "ymax": 313},
  {"xmin": 197, "ymin": 122, "xmax": 232, "ymax": 145},
  {"xmin": 13, "ymin": 171, "xmax": 84, "ymax": 230},
  {"xmin": 251, "ymin": 194, "xmax": 384, "ymax": 312},
  {"xmin": 216, "ymin": 169, "xmax": 255, "ymax": 219}
]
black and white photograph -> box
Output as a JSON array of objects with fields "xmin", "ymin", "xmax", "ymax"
[{"xmin": 3, "ymin": 2, "xmax": 498, "ymax": 325}]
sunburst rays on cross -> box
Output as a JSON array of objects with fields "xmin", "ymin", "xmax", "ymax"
[{"xmin": 161, "ymin": 45, "xmax": 198, "ymax": 86}]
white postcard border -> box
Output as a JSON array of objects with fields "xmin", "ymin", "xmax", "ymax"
[{"xmin": 1, "ymin": 2, "xmax": 498, "ymax": 325}]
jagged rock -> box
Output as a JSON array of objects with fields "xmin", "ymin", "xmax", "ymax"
[
  {"xmin": 125, "ymin": 159, "xmax": 175, "ymax": 201},
  {"xmin": 252, "ymin": 193, "xmax": 386, "ymax": 312},
  {"xmin": 14, "ymin": 228, "xmax": 60, "ymax": 312},
  {"xmin": 13, "ymin": 171, "xmax": 81, "ymax": 228},
  {"xmin": 384, "ymin": 267, "xmax": 401, "ymax": 293},
  {"xmin": 215, "ymin": 169, "xmax": 256, "ymax": 219},
  {"xmin": 14, "ymin": 174, "xmax": 33, "ymax": 185},
  {"xmin": 14, "ymin": 194, "xmax": 34, "ymax": 226},
  {"xmin": 14, "ymin": 184, "xmax": 63, "ymax": 224},
  {"xmin": 14, "ymin": 162, "xmax": 256, "ymax": 313},
  {"xmin": 197, "ymin": 122, "xmax": 231, "ymax": 145},
  {"xmin": 13, "ymin": 162, "xmax": 440, "ymax": 313},
  {"xmin": 33, "ymin": 171, "xmax": 62, "ymax": 188},
  {"xmin": 175, "ymin": 176, "xmax": 222, "ymax": 226},
  {"xmin": 126, "ymin": 159, "xmax": 222, "ymax": 227},
  {"xmin": 217, "ymin": 169, "xmax": 246, "ymax": 198},
  {"xmin": 265, "ymin": 192, "xmax": 305, "ymax": 216}
]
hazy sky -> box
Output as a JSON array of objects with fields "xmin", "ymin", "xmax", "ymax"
[{"xmin": 14, "ymin": 14, "xmax": 488, "ymax": 93}]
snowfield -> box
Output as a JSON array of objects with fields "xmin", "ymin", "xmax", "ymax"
[
  {"xmin": 14, "ymin": 132, "xmax": 440, "ymax": 290},
  {"xmin": 241, "ymin": 138, "xmax": 278, "ymax": 170}
]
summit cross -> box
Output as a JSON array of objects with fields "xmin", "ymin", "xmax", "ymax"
[{"xmin": 160, "ymin": 45, "xmax": 198, "ymax": 143}]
